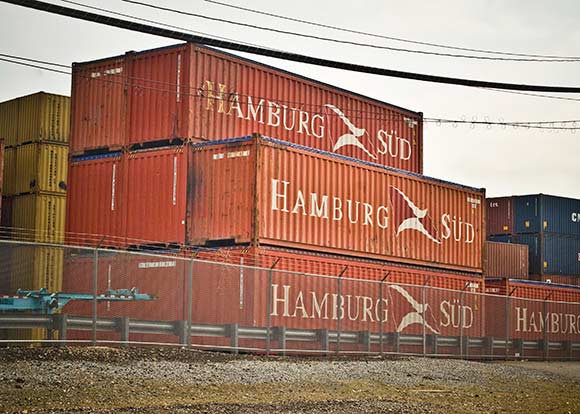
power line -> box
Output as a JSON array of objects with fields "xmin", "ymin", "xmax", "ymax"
[
  {"xmin": 122, "ymin": 0, "xmax": 579, "ymax": 63},
  {"xmin": 204, "ymin": 0, "xmax": 580, "ymax": 61},
  {"xmin": 2, "ymin": 53, "xmax": 579, "ymax": 130},
  {"xmin": 3, "ymin": 0, "xmax": 580, "ymax": 93},
  {"xmin": 58, "ymin": 0, "xmax": 282, "ymax": 52}
]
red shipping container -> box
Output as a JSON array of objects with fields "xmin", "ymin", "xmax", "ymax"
[
  {"xmin": 62, "ymin": 245, "xmax": 484, "ymax": 343},
  {"xmin": 485, "ymin": 278, "xmax": 580, "ymax": 344},
  {"xmin": 66, "ymin": 153, "xmax": 127, "ymax": 247},
  {"xmin": 188, "ymin": 136, "xmax": 485, "ymax": 273},
  {"xmin": 531, "ymin": 274, "xmax": 580, "ymax": 286},
  {"xmin": 484, "ymin": 241, "xmax": 528, "ymax": 279},
  {"xmin": 125, "ymin": 147, "xmax": 187, "ymax": 245},
  {"xmin": 71, "ymin": 43, "xmax": 423, "ymax": 173},
  {"xmin": 486, "ymin": 197, "xmax": 514, "ymax": 235}
]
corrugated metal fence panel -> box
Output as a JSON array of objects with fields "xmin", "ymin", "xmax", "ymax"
[
  {"xmin": 126, "ymin": 146, "xmax": 188, "ymax": 245},
  {"xmin": 71, "ymin": 57, "xmax": 127, "ymax": 154},
  {"xmin": 17, "ymin": 92, "xmax": 70, "ymax": 145},
  {"xmin": 66, "ymin": 154, "xmax": 127, "ymax": 247},
  {"xmin": 484, "ymin": 241, "xmax": 528, "ymax": 279},
  {"xmin": 192, "ymin": 46, "xmax": 423, "ymax": 173},
  {"xmin": 128, "ymin": 45, "xmax": 191, "ymax": 145},
  {"xmin": 188, "ymin": 137, "xmax": 484, "ymax": 272},
  {"xmin": 11, "ymin": 193, "xmax": 66, "ymax": 243},
  {"xmin": 486, "ymin": 196, "xmax": 514, "ymax": 235},
  {"xmin": 0, "ymin": 98, "xmax": 19, "ymax": 148},
  {"xmin": 15, "ymin": 143, "xmax": 68, "ymax": 195}
]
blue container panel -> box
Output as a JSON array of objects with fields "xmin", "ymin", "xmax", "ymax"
[
  {"xmin": 510, "ymin": 234, "xmax": 580, "ymax": 276},
  {"xmin": 514, "ymin": 194, "xmax": 580, "ymax": 235}
]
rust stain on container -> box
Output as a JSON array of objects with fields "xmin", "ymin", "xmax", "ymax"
[
  {"xmin": 71, "ymin": 44, "xmax": 423, "ymax": 173},
  {"xmin": 484, "ymin": 241, "xmax": 528, "ymax": 279},
  {"xmin": 188, "ymin": 136, "xmax": 485, "ymax": 273}
]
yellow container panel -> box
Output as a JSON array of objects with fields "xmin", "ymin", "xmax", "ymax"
[
  {"xmin": 11, "ymin": 193, "xmax": 66, "ymax": 243},
  {"xmin": 17, "ymin": 93, "xmax": 70, "ymax": 145},
  {"xmin": 0, "ymin": 98, "xmax": 19, "ymax": 147},
  {"xmin": 15, "ymin": 143, "xmax": 68, "ymax": 195},
  {"xmin": 9, "ymin": 245, "xmax": 64, "ymax": 292},
  {"xmin": 3, "ymin": 147, "xmax": 16, "ymax": 196}
]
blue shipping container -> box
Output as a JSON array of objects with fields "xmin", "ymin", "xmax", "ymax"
[
  {"xmin": 514, "ymin": 194, "xmax": 580, "ymax": 235},
  {"xmin": 491, "ymin": 233, "xmax": 580, "ymax": 276}
]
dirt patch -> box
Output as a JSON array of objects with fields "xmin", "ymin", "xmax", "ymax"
[{"xmin": 0, "ymin": 347, "xmax": 578, "ymax": 414}]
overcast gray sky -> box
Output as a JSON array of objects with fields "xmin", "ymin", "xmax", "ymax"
[{"xmin": 1, "ymin": 0, "xmax": 579, "ymax": 198}]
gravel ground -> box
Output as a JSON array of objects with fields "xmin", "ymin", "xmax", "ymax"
[{"xmin": 0, "ymin": 347, "xmax": 579, "ymax": 413}]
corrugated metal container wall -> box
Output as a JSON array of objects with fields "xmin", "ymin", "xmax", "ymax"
[
  {"xmin": 66, "ymin": 153, "xmax": 126, "ymax": 247},
  {"xmin": 0, "ymin": 139, "xmax": 3, "ymax": 220},
  {"xmin": 191, "ymin": 46, "xmax": 422, "ymax": 173},
  {"xmin": 485, "ymin": 278, "xmax": 580, "ymax": 343},
  {"xmin": 2, "ymin": 147, "xmax": 16, "ymax": 196},
  {"xmin": 486, "ymin": 197, "xmax": 514, "ymax": 235},
  {"xmin": 11, "ymin": 193, "xmax": 66, "ymax": 243},
  {"xmin": 14, "ymin": 143, "xmax": 68, "ymax": 194},
  {"xmin": 530, "ymin": 274, "xmax": 580, "ymax": 286},
  {"xmin": 71, "ymin": 57, "xmax": 127, "ymax": 154},
  {"xmin": 17, "ymin": 92, "xmax": 70, "ymax": 145},
  {"xmin": 510, "ymin": 233, "xmax": 580, "ymax": 276},
  {"xmin": 515, "ymin": 194, "xmax": 580, "ymax": 235},
  {"xmin": 10, "ymin": 245, "xmax": 63, "ymax": 292},
  {"xmin": 128, "ymin": 46, "xmax": 191, "ymax": 145},
  {"xmin": 484, "ymin": 241, "xmax": 528, "ymax": 279},
  {"xmin": 71, "ymin": 44, "xmax": 423, "ymax": 174},
  {"xmin": 0, "ymin": 196, "xmax": 13, "ymax": 237},
  {"xmin": 0, "ymin": 98, "xmax": 19, "ymax": 147},
  {"xmin": 125, "ymin": 146, "xmax": 188, "ymax": 245},
  {"xmin": 188, "ymin": 136, "xmax": 485, "ymax": 273}
]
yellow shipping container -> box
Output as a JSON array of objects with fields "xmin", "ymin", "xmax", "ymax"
[
  {"xmin": 11, "ymin": 193, "xmax": 66, "ymax": 243},
  {"xmin": 0, "ymin": 97, "xmax": 19, "ymax": 147},
  {"xmin": 15, "ymin": 143, "xmax": 68, "ymax": 195},
  {"xmin": 2, "ymin": 146, "xmax": 16, "ymax": 196},
  {"xmin": 17, "ymin": 92, "xmax": 70, "ymax": 145},
  {"xmin": 9, "ymin": 245, "xmax": 64, "ymax": 293}
]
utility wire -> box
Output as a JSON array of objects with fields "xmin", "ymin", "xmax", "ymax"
[
  {"xmin": 0, "ymin": 54, "xmax": 580, "ymax": 131},
  {"xmin": 3, "ymin": 0, "xmax": 580, "ymax": 93},
  {"xmin": 0, "ymin": 53, "xmax": 70, "ymax": 68},
  {"xmin": 59, "ymin": 0, "xmax": 282, "ymax": 52},
  {"xmin": 122, "ymin": 0, "xmax": 578, "ymax": 63},
  {"xmin": 204, "ymin": 0, "xmax": 580, "ymax": 61}
]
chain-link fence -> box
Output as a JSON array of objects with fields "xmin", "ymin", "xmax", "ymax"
[{"xmin": 0, "ymin": 239, "xmax": 579, "ymax": 359}]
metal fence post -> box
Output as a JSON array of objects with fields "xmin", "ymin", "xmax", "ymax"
[
  {"xmin": 459, "ymin": 282, "xmax": 470, "ymax": 359},
  {"xmin": 92, "ymin": 246, "xmax": 99, "ymax": 346},
  {"xmin": 187, "ymin": 258, "xmax": 194, "ymax": 348},
  {"xmin": 506, "ymin": 287, "xmax": 517, "ymax": 358},
  {"xmin": 336, "ymin": 266, "xmax": 347, "ymax": 355},
  {"xmin": 379, "ymin": 272, "xmax": 391, "ymax": 356},
  {"xmin": 422, "ymin": 276, "xmax": 431, "ymax": 357},
  {"xmin": 266, "ymin": 258, "xmax": 280, "ymax": 356},
  {"xmin": 543, "ymin": 292, "xmax": 553, "ymax": 360}
]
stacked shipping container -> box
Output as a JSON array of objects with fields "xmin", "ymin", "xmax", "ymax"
[
  {"xmin": 71, "ymin": 43, "xmax": 423, "ymax": 173},
  {"xmin": 0, "ymin": 92, "xmax": 70, "ymax": 294},
  {"xmin": 487, "ymin": 195, "xmax": 580, "ymax": 283}
]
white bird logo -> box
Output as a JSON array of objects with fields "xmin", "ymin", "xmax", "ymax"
[
  {"xmin": 324, "ymin": 104, "xmax": 377, "ymax": 159},
  {"xmin": 391, "ymin": 186, "xmax": 441, "ymax": 244},
  {"xmin": 389, "ymin": 285, "xmax": 439, "ymax": 334}
]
